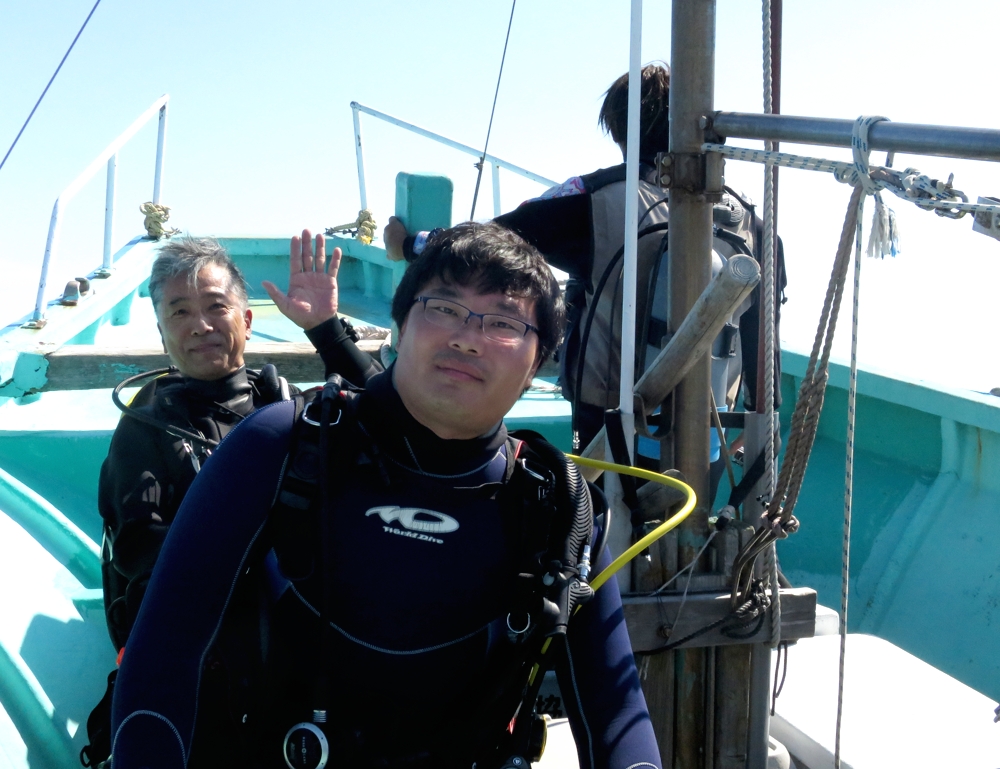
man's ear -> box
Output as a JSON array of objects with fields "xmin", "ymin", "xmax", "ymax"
[
  {"xmin": 244, "ymin": 308, "xmax": 253, "ymax": 340},
  {"xmin": 157, "ymin": 323, "xmax": 167, "ymax": 354},
  {"xmin": 521, "ymin": 353, "xmax": 542, "ymax": 391}
]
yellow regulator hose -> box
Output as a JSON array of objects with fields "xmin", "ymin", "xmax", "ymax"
[
  {"xmin": 566, "ymin": 455, "xmax": 698, "ymax": 592},
  {"xmin": 528, "ymin": 455, "xmax": 699, "ymax": 681}
]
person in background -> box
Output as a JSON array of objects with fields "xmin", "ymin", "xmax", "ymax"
[{"xmin": 385, "ymin": 62, "xmax": 784, "ymax": 503}]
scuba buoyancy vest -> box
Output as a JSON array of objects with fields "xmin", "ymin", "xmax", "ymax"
[
  {"xmin": 562, "ymin": 169, "xmax": 761, "ymax": 457},
  {"xmin": 101, "ymin": 364, "xmax": 292, "ymax": 650},
  {"xmin": 80, "ymin": 364, "xmax": 294, "ymax": 766},
  {"xmin": 493, "ymin": 167, "xmax": 785, "ymax": 432},
  {"xmin": 85, "ymin": 366, "xmax": 293, "ymax": 769},
  {"xmin": 266, "ymin": 379, "xmax": 596, "ymax": 769},
  {"xmin": 562, "ymin": 164, "xmax": 671, "ymax": 411},
  {"xmin": 109, "ymin": 376, "xmax": 597, "ymax": 769},
  {"xmin": 637, "ymin": 190, "xmax": 759, "ymax": 421}
]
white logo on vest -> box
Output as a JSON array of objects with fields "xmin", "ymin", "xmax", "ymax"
[{"xmin": 366, "ymin": 506, "xmax": 460, "ymax": 545}]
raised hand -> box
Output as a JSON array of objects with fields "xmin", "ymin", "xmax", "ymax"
[
  {"xmin": 263, "ymin": 229, "xmax": 340, "ymax": 330},
  {"xmin": 383, "ymin": 216, "xmax": 409, "ymax": 262}
]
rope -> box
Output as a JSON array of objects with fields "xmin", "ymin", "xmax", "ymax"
[
  {"xmin": 326, "ymin": 209, "xmax": 377, "ymax": 244},
  {"xmin": 639, "ymin": 578, "xmax": 772, "ymax": 655},
  {"xmin": 726, "ymin": 107, "xmax": 981, "ymax": 612},
  {"xmin": 770, "ymin": 641, "xmax": 789, "ymax": 716},
  {"xmin": 761, "ymin": 0, "xmax": 782, "ymax": 650},
  {"xmin": 719, "ymin": 115, "xmax": 898, "ymax": 766},
  {"xmin": 0, "ymin": 0, "xmax": 103, "ymax": 174},
  {"xmin": 834, "ymin": 120, "xmax": 871, "ymax": 769},
  {"xmin": 469, "ymin": 0, "xmax": 517, "ymax": 220},
  {"xmin": 139, "ymin": 202, "xmax": 179, "ymax": 240},
  {"xmin": 729, "ymin": 182, "xmax": 861, "ymax": 609}
]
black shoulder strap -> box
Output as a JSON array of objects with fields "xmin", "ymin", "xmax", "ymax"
[
  {"xmin": 269, "ymin": 387, "xmax": 326, "ymax": 581},
  {"xmin": 269, "ymin": 376, "xmax": 383, "ymax": 582}
]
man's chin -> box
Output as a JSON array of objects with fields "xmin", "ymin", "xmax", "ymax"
[{"xmin": 178, "ymin": 360, "xmax": 236, "ymax": 381}]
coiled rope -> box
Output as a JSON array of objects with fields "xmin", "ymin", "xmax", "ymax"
[{"xmin": 326, "ymin": 209, "xmax": 377, "ymax": 245}]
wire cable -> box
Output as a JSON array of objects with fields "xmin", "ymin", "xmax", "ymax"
[
  {"xmin": 469, "ymin": 0, "xmax": 516, "ymax": 220},
  {"xmin": 0, "ymin": 0, "xmax": 103, "ymax": 174}
]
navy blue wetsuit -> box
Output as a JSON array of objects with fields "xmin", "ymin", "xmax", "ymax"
[{"xmin": 111, "ymin": 370, "xmax": 660, "ymax": 769}]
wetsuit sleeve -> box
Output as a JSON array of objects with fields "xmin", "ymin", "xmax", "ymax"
[
  {"xmin": 305, "ymin": 315, "xmax": 384, "ymax": 386},
  {"xmin": 556, "ymin": 542, "xmax": 661, "ymax": 769},
  {"xmin": 98, "ymin": 415, "xmax": 185, "ymax": 649},
  {"xmin": 111, "ymin": 400, "xmax": 297, "ymax": 769},
  {"xmin": 495, "ymin": 194, "xmax": 595, "ymax": 280},
  {"xmin": 402, "ymin": 234, "xmax": 417, "ymax": 262}
]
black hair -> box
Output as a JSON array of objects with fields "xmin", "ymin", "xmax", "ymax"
[
  {"xmin": 391, "ymin": 221, "xmax": 563, "ymax": 365},
  {"xmin": 598, "ymin": 62, "xmax": 671, "ymax": 160}
]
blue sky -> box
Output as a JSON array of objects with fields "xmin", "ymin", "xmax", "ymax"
[{"xmin": 1, "ymin": 0, "xmax": 998, "ymax": 392}]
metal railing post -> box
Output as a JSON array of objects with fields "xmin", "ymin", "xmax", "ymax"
[
  {"xmin": 153, "ymin": 102, "xmax": 168, "ymax": 204},
  {"xmin": 350, "ymin": 102, "xmax": 558, "ymax": 189},
  {"xmin": 28, "ymin": 94, "xmax": 169, "ymax": 324},
  {"xmin": 491, "ymin": 162, "xmax": 501, "ymax": 217},
  {"xmin": 353, "ymin": 104, "xmax": 368, "ymax": 211},
  {"xmin": 103, "ymin": 153, "xmax": 117, "ymax": 271},
  {"xmin": 33, "ymin": 200, "xmax": 63, "ymax": 322}
]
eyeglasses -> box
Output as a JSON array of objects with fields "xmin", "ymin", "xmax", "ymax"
[{"xmin": 412, "ymin": 296, "xmax": 538, "ymax": 344}]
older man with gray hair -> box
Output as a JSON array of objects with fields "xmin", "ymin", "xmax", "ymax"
[
  {"xmin": 99, "ymin": 231, "xmax": 373, "ymax": 654},
  {"xmin": 83, "ymin": 231, "xmax": 379, "ymax": 766}
]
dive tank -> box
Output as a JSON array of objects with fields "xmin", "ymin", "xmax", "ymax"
[{"xmin": 638, "ymin": 246, "xmax": 744, "ymax": 461}]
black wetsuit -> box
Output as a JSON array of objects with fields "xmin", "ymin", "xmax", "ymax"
[
  {"xmin": 99, "ymin": 316, "xmax": 378, "ymax": 650},
  {"xmin": 111, "ymin": 370, "xmax": 661, "ymax": 769}
]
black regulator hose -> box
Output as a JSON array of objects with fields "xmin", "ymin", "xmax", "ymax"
[
  {"xmin": 111, "ymin": 368, "xmax": 219, "ymax": 451},
  {"xmin": 588, "ymin": 483, "xmax": 611, "ymax": 565}
]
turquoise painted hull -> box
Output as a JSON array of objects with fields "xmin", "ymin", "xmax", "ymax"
[
  {"xmin": 0, "ymin": 235, "xmax": 997, "ymax": 767},
  {"xmin": 772, "ymin": 350, "xmax": 1000, "ymax": 701}
]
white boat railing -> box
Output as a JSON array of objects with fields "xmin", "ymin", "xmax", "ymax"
[
  {"xmin": 31, "ymin": 94, "xmax": 170, "ymax": 324},
  {"xmin": 350, "ymin": 101, "xmax": 559, "ymax": 218}
]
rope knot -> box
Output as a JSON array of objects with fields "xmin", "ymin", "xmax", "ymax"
[
  {"xmin": 140, "ymin": 202, "xmax": 180, "ymax": 240},
  {"xmin": 850, "ymin": 115, "xmax": 888, "ymax": 196},
  {"xmin": 325, "ymin": 209, "xmax": 377, "ymax": 245},
  {"xmin": 850, "ymin": 116, "xmax": 904, "ymax": 259},
  {"xmin": 759, "ymin": 511, "xmax": 798, "ymax": 539},
  {"xmin": 761, "ymin": 510, "xmax": 786, "ymax": 536}
]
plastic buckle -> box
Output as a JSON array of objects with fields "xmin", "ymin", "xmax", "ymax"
[{"xmin": 302, "ymin": 406, "xmax": 341, "ymax": 428}]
